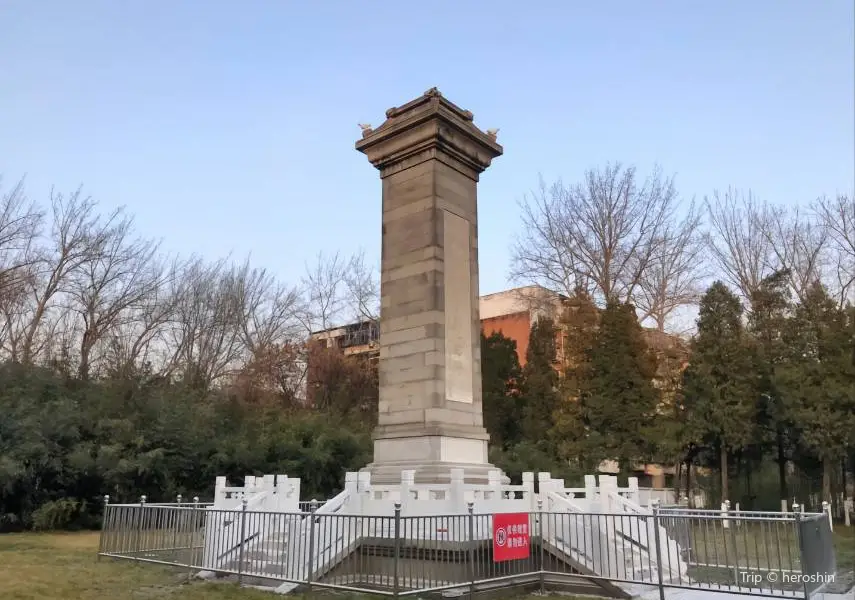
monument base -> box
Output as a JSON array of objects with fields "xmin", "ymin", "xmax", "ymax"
[
  {"xmin": 362, "ymin": 433, "xmax": 509, "ymax": 485},
  {"xmin": 361, "ymin": 460, "xmax": 510, "ymax": 486}
]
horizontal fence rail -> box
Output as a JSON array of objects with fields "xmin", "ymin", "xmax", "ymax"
[{"xmin": 98, "ymin": 502, "xmax": 838, "ymax": 598}]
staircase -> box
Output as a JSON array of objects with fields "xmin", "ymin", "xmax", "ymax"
[{"xmin": 539, "ymin": 476, "xmax": 688, "ymax": 597}]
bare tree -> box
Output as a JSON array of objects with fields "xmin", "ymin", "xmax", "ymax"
[
  {"xmin": 510, "ymin": 163, "xmax": 679, "ymax": 311},
  {"xmin": 705, "ymin": 188, "xmax": 776, "ymax": 302},
  {"xmin": 102, "ymin": 254, "xmax": 181, "ymax": 378},
  {"xmin": 0, "ymin": 176, "xmax": 43, "ymax": 303},
  {"xmin": 40, "ymin": 308, "xmax": 78, "ymax": 376},
  {"xmin": 300, "ymin": 251, "xmax": 348, "ymax": 332},
  {"xmin": 232, "ymin": 257, "xmax": 303, "ymax": 355},
  {"xmin": 164, "ymin": 258, "xmax": 248, "ymax": 388},
  {"xmin": 813, "ymin": 194, "xmax": 855, "ymax": 305},
  {"xmin": 344, "ymin": 249, "xmax": 379, "ymax": 322},
  {"xmin": 17, "ymin": 187, "xmax": 111, "ymax": 364},
  {"xmin": 0, "ymin": 176, "xmax": 328, "ymax": 390},
  {"xmin": 634, "ymin": 201, "xmax": 707, "ymax": 331},
  {"xmin": 66, "ymin": 211, "xmax": 163, "ymax": 379},
  {"xmin": 0, "ymin": 178, "xmax": 42, "ymax": 355}
]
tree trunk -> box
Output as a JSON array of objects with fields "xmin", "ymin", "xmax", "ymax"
[
  {"xmin": 675, "ymin": 461, "xmax": 683, "ymax": 501},
  {"xmin": 822, "ymin": 458, "xmax": 832, "ymax": 504},
  {"xmin": 721, "ymin": 444, "xmax": 729, "ymax": 503},
  {"xmin": 777, "ymin": 431, "xmax": 787, "ymax": 503},
  {"xmin": 684, "ymin": 459, "xmax": 690, "ymax": 503},
  {"xmin": 79, "ymin": 329, "xmax": 95, "ymax": 381},
  {"xmin": 746, "ymin": 468, "xmax": 753, "ymax": 510},
  {"xmin": 843, "ymin": 458, "xmax": 849, "ymax": 503}
]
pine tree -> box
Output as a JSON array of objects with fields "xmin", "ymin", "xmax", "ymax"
[
  {"xmin": 551, "ymin": 289, "xmax": 599, "ymax": 467},
  {"xmin": 481, "ymin": 331, "xmax": 523, "ymax": 450},
  {"xmin": 681, "ymin": 282, "xmax": 756, "ymax": 502},
  {"xmin": 519, "ymin": 318, "xmax": 560, "ymax": 449},
  {"xmin": 747, "ymin": 269, "xmax": 793, "ymax": 505},
  {"xmin": 776, "ymin": 282, "xmax": 855, "ymax": 503},
  {"xmin": 573, "ymin": 301, "xmax": 660, "ymax": 473}
]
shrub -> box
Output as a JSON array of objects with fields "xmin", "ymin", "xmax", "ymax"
[{"xmin": 31, "ymin": 498, "xmax": 86, "ymax": 531}]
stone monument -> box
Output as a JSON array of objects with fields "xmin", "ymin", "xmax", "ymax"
[{"xmin": 356, "ymin": 88, "xmax": 505, "ymax": 485}]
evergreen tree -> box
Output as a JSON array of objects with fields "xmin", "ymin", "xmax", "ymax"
[
  {"xmin": 682, "ymin": 282, "xmax": 756, "ymax": 502},
  {"xmin": 776, "ymin": 282, "xmax": 855, "ymax": 502},
  {"xmin": 481, "ymin": 331, "xmax": 523, "ymax": 449},
  {"xmin": 747, "ymin": 269, "xmax": 794, "ymax": 504},
  {"xmin": 572, "ymin": 301, "xmax": 660, "ymax": 473},
  {"xmin": 551, "ymin": 289, "xmax": 599, "ymax": 467},
  {"xmin": 519, "ymin": 318, "xmax": 560, "ymax": 449}
]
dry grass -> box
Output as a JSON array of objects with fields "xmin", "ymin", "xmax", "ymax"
[
  {"xmin": 0, "ymin": 531, "xmax": 278, "ymax": 599},
  {"xmin": 0, "ymin": 531, "xmax": 590, "ymax": 600},
  {"xmin": 834, "ymin": 525, "xmax": 854, "ymax": 570}
]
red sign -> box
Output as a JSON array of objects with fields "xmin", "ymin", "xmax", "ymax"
[{"xmin": 492, "ymin": 512, "xmax": 530, "ymax": 562}]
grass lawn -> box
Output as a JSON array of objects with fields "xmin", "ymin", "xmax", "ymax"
[
  {"xmin": 0, "ymin": 531, "xmax": 591, "ymax": 600},
  {"xmin": 834, "ymin": 525, "xmax": 854, "ymax": 570}
]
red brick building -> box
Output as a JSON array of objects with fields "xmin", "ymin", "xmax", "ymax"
[{"xmin": 479, "ymin": 285, "xmax": 568, "ymax": 367}]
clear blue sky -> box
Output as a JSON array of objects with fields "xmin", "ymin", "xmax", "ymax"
[{"xmin": 1, "ymin": 1, "xmax": 853, "ymax": 296}]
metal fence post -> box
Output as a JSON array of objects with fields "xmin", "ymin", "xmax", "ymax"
[
  {"xmin": 467, "ymin": 501, "xmax": 475, "ymax": 600},
  {"xmin": 189, "ymin": 496, "xmax": 199, "ymax": 582},
  {"xmin": 822, "ymin": 500, "xmax": 833, "ymax": 533},
  {"xmin": 652, "ymin": 501, "xmax": 666, "ymax": 600},
  {"xmin": 98, "ymin": 494, "xmax": 110, "ymax": 561},
  {"xmin": 537, "ymin": 499, "xmax": 545, "ymax": 594},
  {"xmin": 171, "ymin": 494, "xmax": 181, "ymax": 560},
  {"xmin": 729, "ymin": 508, "xmax": 739, "ymax": 585},
  {"xmin": 793, "ymin": 503, "xmax": 810, "ymax": 599},
  {"xmin": 237, "ymin": 498, "xmax": 248, "ymax": 585},
  {"xmin": 393, "ymin": 502, "xmax": 402, "ymax": 599},
  {"xmin": 306, "ymin": 504, "xmax": 317, "ymax": 590},
  {"xmin": 135, "ymin": 495, "xmax": 146, "ymax": 556}
]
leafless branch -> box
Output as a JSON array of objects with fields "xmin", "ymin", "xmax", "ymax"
[
  {"xmin": 344, "ymin": 249, "xmax": 379, "ymax": 323},
  {"xmin": 813, "ymin": 193, "xmax": 855, "ymax": 305},
  {"xmin": 704, "ymin": 187, "xmax": 775, "ymax": 302},
  {"xmin": 164, "ymin": 257, "xmax": 250, "ymax": 388},
  {"xmin": 63, "ymin": 209, "xmax": 164, "ymax": 379},
  {"xmin": 0, "ymin": 175, "xmax": 43, "ymax": 309},
  {"xmin": 759, "ymin": 205, "xmax": 828, "ymax": 303},
  {"xmin": 232, "ymin": 257, "xmax": 303, "ymax": 355},
  {"xmin": 19, "ymin": 186, "xmax": 108, "ymax": 364},
  {"xmin": 634, "ymin": 200, "xmax": 707, "ymax": 331},
  {"xmin": 300, "ymin": 251, "xmax": 347, "ymax": 332}
]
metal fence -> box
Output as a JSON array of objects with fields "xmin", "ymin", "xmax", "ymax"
[{"xmin": 98, "ymin": 500, "xmax": 838, "ymax": 599}]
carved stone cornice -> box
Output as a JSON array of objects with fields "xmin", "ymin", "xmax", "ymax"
[{"xmin": 355, "ymin": 87, "xmax": 503, "ymax": 181}]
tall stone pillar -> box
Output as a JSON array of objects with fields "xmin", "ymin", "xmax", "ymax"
[{"xmin": 356, "ymin": 88, "xmax": 504, "ymax": 484}]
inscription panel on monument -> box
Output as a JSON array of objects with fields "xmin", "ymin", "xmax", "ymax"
[{"xmin": 443, "ymin": 210, "xmax": 474, "ymax": 404}]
